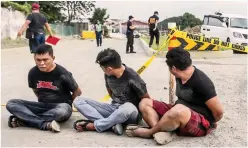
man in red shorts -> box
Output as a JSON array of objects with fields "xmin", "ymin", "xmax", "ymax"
[{"xmin": 125, "ymin": 48, "xmax": 224, "ymax": 144}]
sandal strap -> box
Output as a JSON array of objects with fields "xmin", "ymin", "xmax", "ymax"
[{"xmin": 73, "ymin": 119, "xmax": 92, "ymax": 131}]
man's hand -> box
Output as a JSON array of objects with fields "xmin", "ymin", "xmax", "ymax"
[
  {"xmin": 17, "ymin": 31, "xmax": 22, "ymax": 38},
  {"xmin": 49, "ymin": 33, "xmax": 54, "ymax": 38},
  {"xmin": 72, "ymin": 87, "xmax": 82, "ymax": 101},
  {"xmin": 205, "ymin": 96, "xmax": 224, "ymax": 122}
]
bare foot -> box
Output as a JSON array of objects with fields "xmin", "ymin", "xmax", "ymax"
[
  {"xmin": 126, "ymin": 125, "xmax": 152, "ymax": 138},
  {"xmin": 153, "ymin": 132, "xmax": 176, "ymax": 145}
]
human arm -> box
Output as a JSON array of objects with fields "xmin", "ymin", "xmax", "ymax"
[
  {"xmin": 28, "ymin": 69, "xmax": 37, "ymax": 96},
  {"xmin": 128, "ymin": 21, "xmax": 136, "ymax": 30},
  {"xmin": 129, "ymin": 25, "xmax": 136, "ymax": 30},
  {"xmin": 197, "ymin": 76, "xmax": 224, "ymax": 122},
  {"xmin": 32, "ymin": 89, "xmax": 38, "ymax": 97},
  {"xmin": 61, "ymin": 72, "xmax": 82, "ymax": 101},
  {"xmin": 130, "ymin": 76, "xmax": 151, "ymax": 100},
  {"xmin": 104, "ymin": 74, "xmax": 113, "ymax": 97},
  {"xmin": 205, "ymin": 96, "xmax": 224, "ymax": 122},
  {"xmin": 17, "ymin": 20, "xmax": 31, "ymax": 37},
  {"xmin": 153, "ymin": 17, "xmax": 159, "ymax": 31},
  {"xmin": 44, "ymin": 22, "xmax": 53, "ymax": 37}
]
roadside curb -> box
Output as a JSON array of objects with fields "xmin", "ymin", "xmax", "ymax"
[{"xmin": 139, "ymin": 38, "xmax": 167, "ymax": 57}]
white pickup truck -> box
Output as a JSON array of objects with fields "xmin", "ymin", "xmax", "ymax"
[{"xmin": 201, "ymin": 12, "xmax": 248, "ymax": 46}]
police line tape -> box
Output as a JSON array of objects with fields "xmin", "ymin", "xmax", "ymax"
[
  {"xmin": 168, "ymin": 28, "xmax": 248, "ymax": 53},
  {"xmin": 99, "ymin": 29, "xmax": 176, "ymax": 102}
]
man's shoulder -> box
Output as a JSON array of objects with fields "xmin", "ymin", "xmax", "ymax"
[
  {"xmin": 125, "ymin": 66, "xmax": 140, "ymax": 79},
  {"xmin": 193, "ymin": 67, "xmax": 214, "ymax": 86},
  {"xmin": 29, "ymin": 66, "xmax": 39, "ymax": 75},
  {"xmin": 194, "ymin": 67, "xmax": 210, "ymax": 79},
  {"xmin": 55, "ymin": 64, "xmax": 71, "ymax": 75}
]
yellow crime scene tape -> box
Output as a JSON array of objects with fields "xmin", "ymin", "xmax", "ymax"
[
  {"xmin": 167, "ymin": 29, "xmax": 248, "ymax": 53},
  {"xmin": 99, "ymin": 29, "xmax": 176, "ymax": 102}
]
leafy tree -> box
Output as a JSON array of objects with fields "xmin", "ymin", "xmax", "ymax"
[
  {"xmin": 158, "ymin": 12, "xmax": 202, "ymax": 30},
  {"xmin": 6, "ymin": 1, "xmax": 66, "ymax": 23},
  {"xmin": 89, "ymin": 8, "xmax": 109, "ymax": 25},
  {"xmin": 59, "ymin": 1, "xmax": 95, "ymax": 24}
]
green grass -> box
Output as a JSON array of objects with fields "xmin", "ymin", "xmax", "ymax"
[
  {"xmin": 1, "ymin": 38, "xmax": 28, "ymax": 49},
  {"xmin": 141, "ymin": 35, "xmax": 168, "ymax": 50}
]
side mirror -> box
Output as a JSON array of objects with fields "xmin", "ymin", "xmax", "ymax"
[{"xmin": 222, "ymin": 22, "xmax": 227, "ymax": 28}]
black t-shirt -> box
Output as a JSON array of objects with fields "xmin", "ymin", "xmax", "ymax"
[
  {"xmin": 175, "ymin": 67, "xmax": 217, "ymax": 123},
  {"xmin": 126, "ymin": 21, "xmax": 134, "ymax": 35},
  {"xmin": 104, "ymin": 64, "xmax": 147, "ymax": 108},
  {"xmin": 148, "ymin": 15, "xmax": 159, "ymax": 30},
  {"xmin": 27, "ymin": 13, "xmax": 47, "ymax": 33},
  {"xmin": 28, "ymin": 64, "xmax": 78, "ymax": 106}
]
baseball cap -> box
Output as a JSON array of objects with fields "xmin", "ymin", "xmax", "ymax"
[
  {"xmin": 129, "ymin": 15, "xmax": 134, "ymax": 20},
  {"xmin": 154, "ymin": 11, "xmax": 159, "ymax": 15},
  {"xmin": 32, "ymin": 3, "xmax": 40, "ymax": 10}
]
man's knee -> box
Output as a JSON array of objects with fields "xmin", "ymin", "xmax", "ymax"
[
  {"xmin": 139, "ymin": 98, "xmax": 153, "ymax": 112},
  {"xmin": 167, "ymin": 104, "xmax": 191, "ymax": 121},
  {"xmin": 73, "ymin": 96, "xmax": 86, "ymax": 109},
  {"xmin": 55, "ymin": 103, "xmax": 72, "ymax": 122},
  {"xmin": 119, "ymin": 102, "xmax": 138, "ymax": 119},
  {"xmin": 6, "ymin": 99, "xmax": 23, "ymax": 112}
]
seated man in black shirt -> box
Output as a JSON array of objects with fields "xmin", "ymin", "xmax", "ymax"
[
  {"xmin": 73, "ymin": 48, "xmax": 150, "ymax": 135},
  {"xmin": 6, "ymin": 44, "xmax": 82, "ymax": 132},
  {"xmin": 126, "ymin": 48, "xmax": 224, "ymax": 144}
]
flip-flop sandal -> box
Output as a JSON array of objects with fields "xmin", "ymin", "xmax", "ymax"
[
  {"xmin": 8, "ymin": 115, "xmax": 21, "ymax": 128},
  {"xmin": 73, "ymin": 119, "xmax": 92, "ymax": 132},
  {"xmin": 125, "ymin": 124, "xmax": 150, "ymax": 137},
  {"xmin": 50, "ymin": 120, "xmax": 61, "ymax": 132},
  {"xmin": 112, "ymin": 124, "xmax": 123, "ymax": 135},
  {"xmin": 8, "ymin": 115, "xmax": 16, "ymax": 128}
]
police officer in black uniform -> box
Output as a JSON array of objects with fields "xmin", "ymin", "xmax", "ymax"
[
  {"xmin": 148, "ymin": 11, "xmax": 160, "ymax": 48},
  {"xmin": 126, "ymin": 15, "xmax": 136, "ymax": 54}
]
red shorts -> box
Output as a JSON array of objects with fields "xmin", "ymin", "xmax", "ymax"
[{"xmin": 153, "ymin": 100, "xmax": 215, "ymax": 137}]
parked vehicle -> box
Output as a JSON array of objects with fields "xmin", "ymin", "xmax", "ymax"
[{"xmin": 201, "ymin": 12, "xmax": 248, "ymax": 46}]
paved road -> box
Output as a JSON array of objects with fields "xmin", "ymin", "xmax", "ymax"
[{"xmin": 1, "ymin": 38, "xmax": 247, "ymax": 147}]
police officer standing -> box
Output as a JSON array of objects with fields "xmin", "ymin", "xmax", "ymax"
[
  {"xmin": 148, "ymin": 11, "xmax": 160, "ymax": 48},
  {"xmin": 126, "ymin": 15, "xmax": 136, "ymax": 54},
  {"xmin": 17, "ymin": 3, "xmax": 53, "ymax": 53},
  {"xmin": 95, "ymin": 20, "xmax": 103, "ymax": 47}
]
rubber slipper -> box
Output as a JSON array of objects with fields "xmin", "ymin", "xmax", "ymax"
[
  {"xmin": 112, "ymin": 124, "xmax": 123, "ymax": 135},
  {"xmin": 73, "ymin": 119, "xmax": 92, "ymax": 132}
]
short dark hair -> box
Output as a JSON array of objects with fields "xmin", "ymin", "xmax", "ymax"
[
  {"xmin": 166, "ymin": 48, "xmax": 192, "ymax": 71},
  {"xmin": 35, "ymin": 44, "xmax": 53, "ymax": 57},
  {"xmin": 95, "ymin": 48, "xmax": 122, "ymax": 68}
]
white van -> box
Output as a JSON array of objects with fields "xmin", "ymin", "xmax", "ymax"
[{"xmin": 201, "ymin": 12, "xmax": 248, "ymax": 46}]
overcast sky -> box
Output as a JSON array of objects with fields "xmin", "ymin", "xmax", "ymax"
[{"xmin": 95, "ymin": 1, "xmax": 248, "ymax": 22}]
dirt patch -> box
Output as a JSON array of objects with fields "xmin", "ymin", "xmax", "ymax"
[{"xmin": 1, "ymin": 38, "xmax": 28, "ymax": 49}]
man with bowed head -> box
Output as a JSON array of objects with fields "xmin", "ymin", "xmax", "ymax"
[{"xmin": 6, "ymin": 44, "xmax": 82, "ymax": 132}]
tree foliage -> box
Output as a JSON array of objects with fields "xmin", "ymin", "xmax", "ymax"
[
  {"xmin": 1, "ymin": 1, "xmax": 95, "ymax": 24},
  {"xmin": 158, "ymin": 12, "xmax": 202, "ymax": 30},
  {"xmin": 59, "ymin": 1, "xmax": 95, "ymax": 24},
  {"xmin": 1, "ymin": 1, "xmax": 31, "ymax": 15},
  {"xmin": 89, "ymin": 7, "xmax": 109, "ymax": 25}
]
